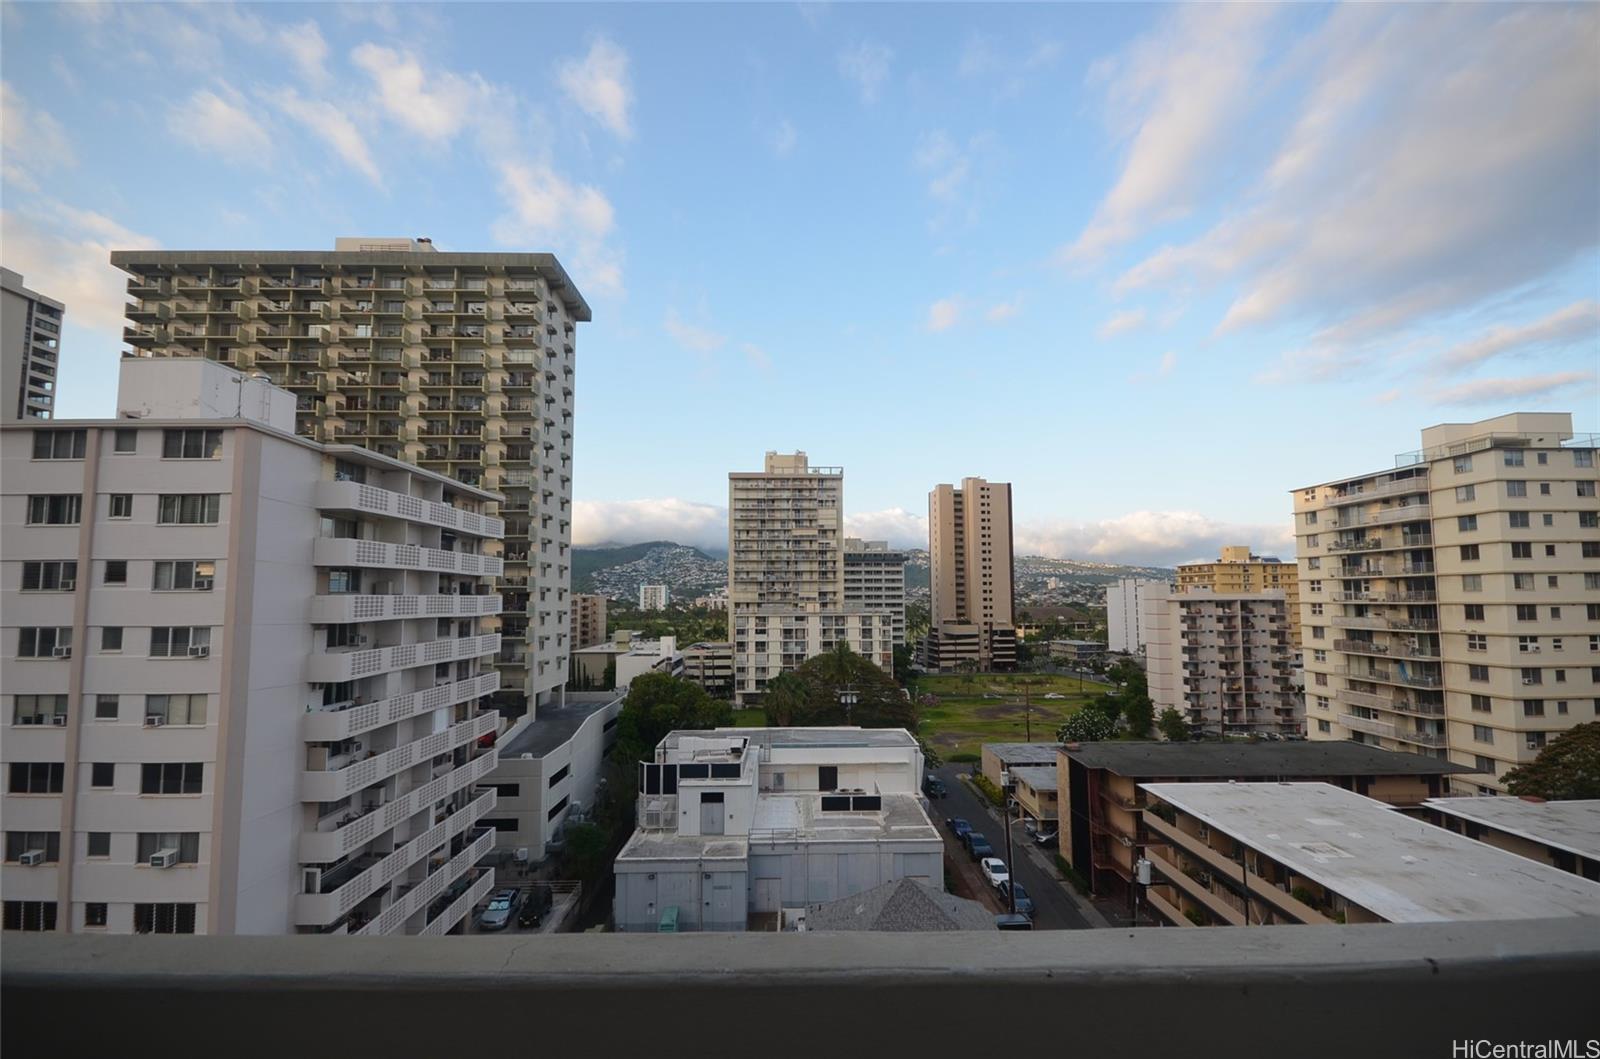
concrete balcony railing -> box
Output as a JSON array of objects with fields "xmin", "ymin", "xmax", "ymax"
[
  {"xmin": 421, "ymin": 859, "xmax": 498, "ymax": 936},
  {"xmin": 305, "ymin": 633, "xmax": 500, "ymax": 684},
  {"xmin": 314, "ymin": 479, "xmax": 505, "ymax": 539},
  {"xmin": 304, "ymin": 672, "xmax": 500, "ymax": 742},
  {"xmin": 1322, "ymin": 476, "xmax": 1430, "ymax": 507},
  {"xmin": 299, "ymin": 755, "xmax": 498, "ymax": 862},
  {"xmin": 1334, "ymin": 665, "xmax": 1443, "ymax": 689},
  {"xmin": 1339, "ymin": 713, "xmax": 1397, "ymax": 739},
  {"xmin": 1368, "ymin": 504, "xmax": 1431, "ymax": 526},
  {"xmin": 295, "ymin": 778, "xmax": 498, "ymax": 926},
  {"xmin": 1333, "ymin": 639, "xmax": 1440, "ymax": 660},
  {"xmin": 301, "ymin": 712, "xmax": 499, "ymax": 802},
  {"xmin": 309, "ymin": 593, "xmax": 502, "ymax": 624},
  {"xmin": 312, "ymin": 537, "xmax": 504, "ymax": 579},
  {"xmin": 1392, "ymin": 728, "xmax": 1448, "ymax": 748},
  {"xmin": 353, "ymin": 809, "xmax": 498, "ymax": 937},
  {"xmin": 1142, "ymin": 811, "xmax": 1333, "ymax": 926}
]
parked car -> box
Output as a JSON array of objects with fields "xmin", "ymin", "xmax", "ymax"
[
  {"xmin": 518, "ymin": 883, "xmax": 552, "ymax": 929},
  {"xmin": 998, "ymin": 881, "xmax": 1035, "ymax": 916},
  {"xmin": 478, "ymin": 888, "xmax": 520, "ymax": 931},
  {"xmin": 1033, "ymin": 829, "xmax": 1058, "ymax": 849},
  {"xmin": 965, "ymin": 832, "xmax": 994, "ymax": 859},
  {"xmin": 924, "ymin": 775, "xmax": 948, "ymax": 799},
  {"xmin": 946, "ymin": 817, "xmax": 972, "ymax": 839},
  {"xmin": 994, "ymin": 913, "xmax": 1034, "ymax": 930},
  {"xmin": 980, "ymin": 857, "xmax": 1010, "ymax": 889}
]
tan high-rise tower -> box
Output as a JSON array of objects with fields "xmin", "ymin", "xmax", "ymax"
[{"xmin": 922, "ymin": 477, "xmax": 1016, "ymax": 671}]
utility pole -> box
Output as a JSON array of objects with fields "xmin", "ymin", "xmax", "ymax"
[{"xmin": 1002, "ymin": 794, "xmax": 1017, "ymax": 915}]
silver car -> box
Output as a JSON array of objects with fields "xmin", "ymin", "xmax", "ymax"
[{"xmin": 478, "ymin": 888, "xmax": 520, "ymax": 931}]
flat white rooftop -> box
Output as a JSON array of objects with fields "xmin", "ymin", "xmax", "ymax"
[
  {"xmin": 1423, "ymin": 798, "xmax": 1600, "ymax": 862},
  {"xmin": 750, "ymin": 793, "xmax": 939, "ymax": 844},
  {"xmin": 1141, "ymin": 782, "xmax": 1600, "ymax": 923}
]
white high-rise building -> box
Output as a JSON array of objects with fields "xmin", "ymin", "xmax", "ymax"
[
  {"xmin": 1, "ymin": 358, "xmax": 503, "ymax": 935},
  {"xmin": 1, "ymin": 268, "xmax": 63, "ymax": 423},
  {"xmin": 639, "ymin": 584, "xmax": 669, "ymax": 611},
  {"xmin": 843, "ymin": 538, "xmax": 908, "ymax": 647},
  {"xmin": 1106, "ymin": 577, "xmax": 1164, "ymax": 654}
]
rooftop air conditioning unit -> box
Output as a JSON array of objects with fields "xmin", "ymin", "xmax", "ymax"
[
  {"xmin": 188, "ymin": 645, "xmax": 210, "ymax": 658},
  {"xmin": 145, "ymin": 715, "xmax": 166, "ymax": 727},
  {"xmin": 150, "ymin": 849, "xmax": 179, "ymax": 869},
  {"xmin": 51, "ymin": 645, "xmax": 72, "ymax": 658},
  {"xmin": 19, "ymin": 850, "xmax": 46, "ymax": 866}
]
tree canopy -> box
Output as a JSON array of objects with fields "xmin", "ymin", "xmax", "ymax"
[
  {"xmin": 768, "ymin": 644, "xmax": 918, "ymax": 729},
  {"xmin": 1058, "ymin": 708, "xmax": 1116, "ymax": 742},
  {"xmin": 1503, "ymin": 722, "xmax": 1600, "ymax": 800},
  {"xmin": 1157, "ymin": 708, "xmax": 1189, "ymax": 742},
  {"xmin": 614, "ymin": 672, "xmax": 734, "ymax": 768}
]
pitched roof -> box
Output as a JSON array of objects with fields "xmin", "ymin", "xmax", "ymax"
[{"xmin": 805, "ymin": 878, "xmax": 996, "ymax": 932}]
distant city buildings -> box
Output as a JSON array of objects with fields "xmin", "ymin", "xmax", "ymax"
[
  {"xmin": 1293, "ymin": 412, "xmax": 1597, "ymax": 795},
  {"xmin": 1106, "ymin": 577, "xmax": 1164, "ymax": 654},
  {"xmin": 1, "ymin": 358, "xmax": 504, "ymax": 935},
  {"xmin": 692, "ymin": 592, "xmax": 728, "ymax": 611},
  {"xmin": 1177, "ymin": 546, "xmax": 1301, "ymax": 647},
  {"xmin": 1, "ymin": 267, "xmax": 63, "ymax": 422},
  {"xmin": 638, "ymin": 584, "xmax": 669, "ymax": 611},
  {"xmin": 570, "ymin": 593, "xmax": 607, "ymax": 649},
  {"xmin": 570, "ymin": 630, "xmax": 683, "ymax": 691},
  {"xmin": 921, "ymin": 476, "xmax": 1016, "ymax": 672},
  {"xmin": 842, "ymin": 537, "xmax": 908, "ymax": 646}
]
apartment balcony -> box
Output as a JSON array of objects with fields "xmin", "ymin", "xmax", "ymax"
[
  {"xmin": 305, "ymin": 672, "xmax": 500, "ymax": 743},
  {"xmin": 301, "ymin": 770, "xmax": 497, "ymax": 863},
  {"xmin": 1366, "ymin": 504, "xmax": 1431, "ymax": 526},
  {"xmin": 1333, "ymin": 665, "xmax": 1443, "ymax": 689},
  {"xmin": 1392, "ymin": 728, "xmax": 1447, "ymax": 748},
  {"xmin": 311, "ymin": 537, "xmax": 504, "ymax": 578},
  {"xmin": 301, "ymin": 712, "xmax": 498, "ymax": 803},
  {"xmin": 304, "ymin": 633, "xmax": 501, "ymax": 684},
  {"xmin": 309, "ymin": 593, "xmax": 502, "ymax": 624},
  {"xmin": 314, "ymin": 477, "xmax": 504, "ymax": 539},
  {"xmin": 419, "ymin": 865, "xmax": 497, "ymax": 936},
  {"xmin": 1325, "ymin": 537, "xmax": 1383, "ymax": 552},
  {"xmin": 1322, "ymin": 476, "xmax": 1430, "ymax": 508}
]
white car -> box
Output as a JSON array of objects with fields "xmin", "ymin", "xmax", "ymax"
[{"xmin": 980, "ymin": 857, "xmax": 1010, "ymax": 889}]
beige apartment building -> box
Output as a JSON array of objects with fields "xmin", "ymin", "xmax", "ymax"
[
  {"xmin": 727, "ymin": 452, "xmax": 892, "ymax": 704},
  {"xmin": 1177, "ymin": 546, "xmax": 1301, "ymax": 647},
  {"xmin": 109, "ymin": 239, "xmax": 588, "ymax": 715},
  {"xmin": 2, "ymin": 268, "xmax": 63, "ymax": 423},
  {"xmin": 922, "ymin": 477, "xmax": 1016, "ymax": 671},
  {"xmin": 842, "ymin": 538, "xmax": 908, "ymax": 647},
  {"xmin": 570, "ymin": 593, "xmax": 607, "ymax": 650},
  {"xmin": 1144, "ymin": 589, "xmax": 1300, "ymax": 737},
  {"xmin": 1293, "ymin": 413, "xmax": 1598, "ymax": 795}
]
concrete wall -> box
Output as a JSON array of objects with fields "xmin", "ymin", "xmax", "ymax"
[
  {"xmin": 613, "ymin": 861, "xmax": 748, "ymax": 932},
  {"xmin": 486, "ymin": 699, "xmax": 620, "ymax": 861},
  {"xmin": 746, "ymin": 843, "xmax": 942, "ymax": 909}
]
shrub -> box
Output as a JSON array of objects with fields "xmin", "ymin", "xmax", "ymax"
[{"xmin": 971, "ymin": 772, "xmax": 1005, "ymax": 808}]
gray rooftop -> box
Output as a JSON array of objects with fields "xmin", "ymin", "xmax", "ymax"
[
  {"xmin": 499, "ymin": 697, "xmax": 621, "ymax": 759},
  {"xmin": 615, "ymin": 831, "xmax": 750, "ymax": 863},
  {"xmin": 1009, "ymin": 766, "xmax": 1059, "ymax": 792},
  {"xmin": 750, "ymin": 793, "xmax": 939, "ymax": 844},
  {"xmin": 1063, "ymin": 740, "xmax": 1472, "ymax": 778},
  {"xmin": 805, "ymin": 878, "xmax": 996, "ymax": 932},
  {"xmin": 1423, "ymin": 798, "xmax": 1600, "ymax": 862},
  {"xmin": 1141, "ymin": 782, "xmax": 1600, "ymax": 923},
  {"xmin": 985, "ymin": 743, "xmax": 1061, "ymax": 766},
  {"xmin": 663, "ymin": 727, "xmax": 919, "ymax": 751}
]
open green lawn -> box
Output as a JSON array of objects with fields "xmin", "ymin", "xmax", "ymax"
[
  {"xmin": 909, "ymin": 671, "xmax": 1114, "ymax": 762},
  {"xmin": 730, "ymin": 708, "xmax": 768, "ymax": 727}
]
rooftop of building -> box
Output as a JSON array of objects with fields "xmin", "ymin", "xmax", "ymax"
[
  {"xmin": 1049, "ymin": 639, "xmax": 1107, "ymax": 648},
  {"xmin": 1061, "ymin": 740, "xmax": 1473, "ymax": 778},
  {"xmin": 1423, "ymin": 797, "xmax": 1600, "ymax": 861},
  {"xmin": 1008, "ymin": 765, "xmax": 1058, "ymax": 792},
  {"xmin": 498, "ymin": 695, "xmax": 621, "ymax": 760},
  {"xmin": 615, "ymin": 830, "xmax": 750, "ymax": 862},
  {"xmin": 663, "ymin": 727, "xmax": 920, "ymax": 751},
  {"xmin": 753, "ymin": 792, "xmax": 937, "ymax": 840},
  {"xmin": 1140, "ymin": 782, "xmax": 1600, "ymax": 922},
  {"xmin": 804, "ymin": 878, "xmax": 995, "ymax": 932},
  {"xmin": 984, "ymin": 743, "xmax": 1061, "ymax": 765},
  {"xmin": 1, "ymin": 266, "xmax": 64, "ymax": 309}
]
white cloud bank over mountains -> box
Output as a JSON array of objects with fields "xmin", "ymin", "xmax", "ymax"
[{"xmin": 573, "ymin": 498, "xmax": 1293, "ymax": 567}]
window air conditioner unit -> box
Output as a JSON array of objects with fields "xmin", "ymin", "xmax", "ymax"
[
  {"xmin": 59, "ymin": 578, "xmax": 76, "ymax": 590},
  {"xmin": 19, "ymin": 850, "xmax": 46, "ymax": 866},
  {"xmin": 194, "ymin": 577, "xmax": 214, "ymax": 591},
  {"xmin": 50, "ymin": 715, "xmax": 67, "ymax": 727},
  {"xmin": 51, "ymin": 645, "xmax": 72, "ymax": 657},
  {"xmin": 352, "ymin": 635, "xmax": 369, "ymax": 647},
  {"xmin": 188, "ymin": 644, "xmax": 211, "ymax": 658},
  {"xmin": 145, "ymin": 715, "xmax": 166, "ymax": 728},
  {"xmin": 150, "ymin": 849, "xmax": 179, "ymax": 869}
]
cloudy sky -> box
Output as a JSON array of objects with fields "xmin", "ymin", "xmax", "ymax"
[{"xmin": 4, "ymin": 3, "xmax": 1596, "ymax": 565}]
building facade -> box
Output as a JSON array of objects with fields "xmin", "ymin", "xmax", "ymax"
[
  {"xmin": 570, "ymin": 593, "xmax": 607, "ymax": 649},
  {"xmin": 1106, "ymin": 577, "xmax": 1163, "ymax": 654},
  {"xmin": 681, "ymin": 641, "xmax": 735, "ymax": 700},
  {"xmin": 1177, "ymin": 547, "xmax": 1301, "ymax": 647},
  {"xmin": 2, "ymin": 359, "xmax": 504, "ymax": 936},
  {"xmin": 1143, "ymin": 589, "xmax": 1301, "ymax": 737},
  {"xmin": 1, "ymin": 267, "xmax": 64, "ymax": 423},
  {"xmin": 109, "ymin": 239, "xmax": 588, "ymax": 715},
  {"xmin": 843, "ymin": 538, "xmax": 908, "ymax": 647},
  {"xmin": 638, "ymin": 584, "xmax": 669, "ymax": 611},
  {"xmin": 922, "ymin": 476, "xmax": 1016, "ymax": 671},
  {"xmin": 1293, "ymin": 413, "xmax": 1598, "ymax": 795}
]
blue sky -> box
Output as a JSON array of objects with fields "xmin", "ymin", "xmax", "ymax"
[{"xmin": 3, "ymin": 2, "xmax": 1596, "ymax": 564}]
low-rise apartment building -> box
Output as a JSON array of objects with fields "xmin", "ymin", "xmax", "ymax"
[
  {"xmin": 1008, "ymin": 766, "xmax": 1058, "ymax": 833},
  {"xmin": 615, "ymin": 727, "xmax": 940, "ymax": 931},
  {"xmin": 2, "ymin": 358, "xmax": 504, "ymax": 935},
  {"xmin": 1144, "ymin": 588, "xmax": 1301, "ymax": 737},
  {"xmin": 1139, "ymin": 782, "xmax": 1600, "ymax": 926},
  {"xmin": 980, "ymin": 742, "xmax": 1059, "ymax": 790},
  {"xmin": 1048, "ymin": 639, "xmax": 1107, "ymax": 665},
  {"xmin": 681, "ymin": 641, "xmax": 734, "ymax": 700},
  {"xmin": 1422, "ymin": 796, "xmax": 1600, "ymax": 882}
]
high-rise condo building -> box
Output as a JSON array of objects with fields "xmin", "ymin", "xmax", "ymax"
[
  {"xmin": 843, "ymin": 538, "xmax": 908, "ymax": 647},
  {"xmin": 1106, "ymin": 577, "xmax": 1164, "ymax": 654},
  {"xmin": 1, "ymin": 358, "xmax": 503, "ymax": 935},
  {"xmin": 1292, "ymin": 413, "xmax": 1598, "ymax": 795},
  {"xmin": 639, "ymin": 584, "xmax": 669, "ymax": 611},
  {"xmin": 109, "ymin": 239, "xmax": 587, "ymax": 716},
  {"xmin": 1143, "ymin": 588, "xmax": 1301, "ymax": 737},
  {"xmin": 570, "ymin": 593, "xmax": 607, "ymax": 649},
  {"xmin": 727, "ymin": 452, "xmax": 893, "ymax": 704},
  {"xmin": 2, "ymin": 267, "xmax": 64, "ymax": 423},
  {"xmin": 1177, "ymin": 546, "xmax": 1302, "ymax": 648},
  {"xmin": 921, "ymin": 477, "xmax": 1016, "ymax": 671}
]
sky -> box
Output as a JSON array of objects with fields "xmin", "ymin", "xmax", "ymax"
[{"xmin": 3, "ymin": 1, "xmax": 1597, "ymax": 566}]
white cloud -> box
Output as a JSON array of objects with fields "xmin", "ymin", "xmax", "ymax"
[
  {"xmin": 351, "ymin": 43, "xmax": 482, "ymax": 141},
  {"xmin": 279, "ymin": 20, "xmax": 330, "ymax": 84},
  {"xmin": 0, "ymin": 200, "xmax": 161, "ymax": 334},
  {"xmin": 1430, "ymin": 370, "xmax": 1595, "ymax": 406},
  {"xmin": 1433, "ymin": 300, "xmax": 1600, "ymax": 374},
  {"xmin": 663, "ymin": 308, "xmax": 726, "ymax": 354},
  {"xmin": 275, "ymin": 90, "xmax": 381, "ymax": 185},
  {"xmin": 557, "ymin": 37, "xmax": 633, "ymax": 139},
  {"xmin": 986, "ymin": 297, "xmax": 1022, "ymax": 324},
  {"xmin": 958, "ymin": 36, "xmax": 1062, "ymax": 97},
  {"xmin": 741, "ymin": 342, "xmax": 773, "ymax": 371},
  {"xmin": 915, "ymin": 131, "xmax": 969, "ymax": 202},
  {"xmin": 1015, "ymin": 511, "xmax": 1295, "ymax": 568},
  {"xmin": 1096, "ymin": 307, "xmax": 1147, "ymax": 339},
  {"xmin": 838, "ymin": 41, "xmax": 892, "ymax": 104},
  {"xmin": 768, "ymin": 118, "xmax": 798, "ymax": 157},
  {"xmin": 572, "ymin": 498, "xmax": 727, "ymax": 551},
  {"xmin": 925, "ymin": 298, "xmax": 961, "ymax": 332},
  {"xmin": 166, "ymin": 87, "xmax": 270, "ymax": 158},
  {"xmin": 1128, "ymin": 350, "xmax": 1179, "ymax": 385},
  {"xmin": 1, "ymin": 83, "xmax": 74, "ymax": 192},
  {"xmin": 492, "ymin": 160, "xmax": 615, "ymax": 242},
  {"xmin": 845, "ymin": 508, "xmax": 927, "ymax": 550}
]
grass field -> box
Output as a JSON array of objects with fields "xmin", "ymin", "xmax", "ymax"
[
  {"xmin": 731, "ymin": 708, "xmax": 769, "ymax": 727},
  {"xmin": 909, "ymin": 671, "xmax": 1114, "ymax": 762}
]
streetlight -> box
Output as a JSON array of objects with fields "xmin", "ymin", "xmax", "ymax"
[{"xmin": 838, "ymin": 685, "xmax": 858, "ymax": 725}]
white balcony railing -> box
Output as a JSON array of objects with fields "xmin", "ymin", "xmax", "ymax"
[
  {"xmin": 309, "ymin": 593, "xmax": 502, "ymax": 624},
  {"xmin": 419, "ymin": 866, "xmax": 497, "ymax": 936},
  {"xmin": 305, "ymin": 633, "xmax": 500, "ymax": 684},
  {"xmin": 314, "ymin": 479, "xmax": 505, "ymax": 539},
  {"xmin": 301, "ymin": 712, "xmax": 499, "ymax": 803},
  {"xmin": 300, "ymin": 752, "xmax": 500, "ymax": 862},
  {"xmin": 354, "ymin": 807, "xmax": 499, "ymax": 937},
  {"xmin": 304, "ymin": 671, "xmax": 500, "ymax": 742},
  {"xmin": 312, "ymin": 537, "xmax": 504, "ymax": 578}
]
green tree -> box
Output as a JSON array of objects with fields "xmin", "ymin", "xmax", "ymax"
[
  {"xmin": 1058, "ymin": 708, "xmax": 1116, "ymax": 742},
  {"xmin": 762, "ymin": 671, "xmax": 809, "ymax": 727},
  {"xmin": 1157, "ymin": 707, "xmax": 1189, "ymax": 742},
  {"xmin": 892, "ymin": 643, "xmax": 915, "ymax": 684},
  {"xmin": 1123, "ymin": 693, "xmax": 1155, "ymax": 739},
  {"xmin": 1504, "ymin": 722, "xmax": 1600, "ymax": 799},
  {"xmin": 784, "ymin": 643, "xmax": 918, "ymax": 729},
  {"xmin": 614, "ymin": 673, "xmax": 734, "ymax": 769},
  {"xmin": 561, "ymin": 822, "xmax": 610, "ymax": 884}
]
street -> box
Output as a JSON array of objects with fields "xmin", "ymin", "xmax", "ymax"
[{"xmin": 934, "ymin": 764, "xmax": 1095, "ymax": 930}]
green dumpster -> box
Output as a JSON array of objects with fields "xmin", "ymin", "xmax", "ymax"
[{"xmin": 658, "ymin": 906, "xmax": 679, "ymax": 933}]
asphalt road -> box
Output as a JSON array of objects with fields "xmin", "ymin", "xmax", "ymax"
[{"xmin": 933, "ymin": 764, "xmax": 1093, "ymax": 930}]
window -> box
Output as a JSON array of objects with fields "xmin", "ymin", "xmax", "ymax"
[
  {"xmin": 1509, "ymin": 511, "xmax": 1530, "ymax": 529},
  {"xmin": 1306, "ymin": 557, "xmax": 1320, "ymax": 570},
  {"xmin": 327, "ymin": 569, "xmax": 359, "ymax": 594},
  {"xmin": 18, "ymin": 627, "xmax": 71, "ymax": 658},
  {"xmin": 1474, "ymin": 756, "xmax": 1495, "ymax": 775},
  {"xmin": 1470, "ymin": 694, "xmax": 1491, "ymax": 713},
  {"xmin": 1466, "ymin": 634, "xmax": 1487, "ymax": 652},
  {"xmin": 20, "ymin": 560, "xmax": 76, "ymax": 591},
  {"xmin": 3, "ymin": 901, "xmax": 57, "ymax": 932},
  {"xmin": 1506, "ymin": 481, "xmax": 1527, "ymax": 497},
  {"xmin": 1455, "ymin": 485, "xmax": 1475, "ymax": 502},
  {"xmin": 26, "ymin": 495, "xmax": 81, "ymax": 525},
  {"xmin": 1311, "ymin": 626, "xmax": 1325, "ymax": 640},
  {"xmin": 5, "ymin": 831, "xmax": 60, "ymax": 862},
  {"xmin": 90, "ymin": 763, "xmax": 114, "ymax": 788},
  {"xmin": 161, "ymin": 429, "xmax": 222, "ymax": 459},
  {"xmin": 546, "ymin": 795, "xmax": 570, "ymax": 821},
  {"xmin": 1510, "ymin": 542, "xmax": 1532, "ymax": 559},
  {"xmin": 113, "ymin": 428, "xmax": 137, "ymax": 453},
  {"xmin": 1464, "ymin": 604, "xmax": 1485, "ymax": 622},
  {"xmin": 1540, "ymin": 482, "xmax": 1552, "ymax": 495},
  {"xmin": 108, "ymin": 494, "xmax": 133, "ymax": 519},
  {"xmin": 100, "ymin": 627, "xmax": 123, "ymax": 652},
  {"xmin": 1472, "ymin": 724, "xmax": 1494, "ymax": 744},
  {"xmin": 153, "ymin": 560, "xmax": 215, "ymax": 591},
  {"xmin": 86, "ymin": 833, "xmax": 110, "ymax": 858},
  {"xmin": 1545, "ymin": 544, "xmax": 1557, "ymax": 557},
  {"xmin": 1527, "ymin": 732, "xmax": 1548, "ymax": 751},
  {"xmin": 140, "ymin": 762, "xmax": 202, "ymax": 794},
  {"xmin": 1309, "ymin": 602, "xmax": 1324, "ymax": 615},
  {"xmin": 1549, "ymin": 576, "xmax": 1561, "ymax": 589},
  {"xmin": 1589, "ymin": 575, "xmax": 1600, "ymax": 591},
  {"xmin": 1521, "ymin": 668, "xmax": 1543, "ymax": 686},
  {"xmin": 1523, "ymin": 700, "xmax": 1546, "ymax": 717},
  {"xmin": 1313, "ymin": 649, "xmax": 1327, "ymax": 663},
  {"xmin": 1462, "ymin": 575, "xmax": 1482, "ymax": 592},
  {"xmin": 1469, "ymin": 664, "xmax": 1489, "ymax": 682},
  {"xmin": 94, "ymin": 695, "xmax": 119, "ymax": 720},
  {"xmin": 32, "ymin": 430, "xmax": 86, "ymax": 459},
  {"xmin": 1452, "ymin": 455, "xmax": 1473, "ymax": 472},
  {"xmin": 1316, "ymin": 719, "xmax": 1331, "ymax": 733},
  {"xmin": 1314, "ymin": 672, "xmax": 1328, "ymax": 686},
  {"xmin": 1576, "ymin": 450, "xmax": 1595, "ymax": 468},
  {"xmin": 548, "ymin": 764, "xmax": 570, "ymax": 787},
  {"xmin": 1537, "ymin": 452, "xmax": 1548, "ymax": 465},
  {"xmin": 1555, "ymin": 669, "xmax": 1567, "ymax": 684},
  {"xmin": 1517, "ymin": 605, "xmax": 1538, "ymax": 621},
  {"xmin": 1457, "ymin": 515, "xmax": 1477, "ymax": 532},
  {"xmin": 104, "ymin": 560, "xmax": 127, "ymax": 585},
  {"xmin": 157, "ymin": 494, "xmax": 220, "ymax": 524},
  {"xmin": 149, "ymin": 627, "xmax": 210, "ymax": 658},
  {"xmin": 1503, "ymin": 450, "xmax": 1524, "ymax": 467},
  {"xmin": 136, "ymin": 832, "xmax": 200, "ymax": 863},
  {"xmin": 1579, "ymin": 481, "xmax": 1597, "ymax": 498},
  {"xmin": 1514, "ymin": 574, "xmax": 1535, "ymax": 590},
  {"xmin": 1459, "ymin": 545, "xmax": 1480, "ymax": 561},
  {"xmin": 1584, "ymin": 542, "xmax": 1600, "ymax": 559},
  {"xmin": 145, "ymin": 694, "xmax": 206, "ymax": 726},
  {"xmin": 1551, "ymin": 608, "xmax": 1563, "ymax": 620},
  {"xmin": 85, "ymin": 903, "xmax": 108, "ymax": 928},
  {"xmin": 12, "ymin": 695, "xmax": 67, "ymax": 725},
  {"xmin": 9, "ymin": 762, "xmax": 64, "ymax": 794},
  {"xmin": 1558, "ymin": 701, "xmax": 1570, "ymax": 715},
  {"xmin": 1581, "ymin": 512, "xmax": 1600, "ymax": 529},
  {"xmin": 1519, "ymin": 636, "xmax": 1540, "ymax": 653},
  {"xmin": 134, "ymin": 903, "xmax": 196, "ymax": 934}
]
